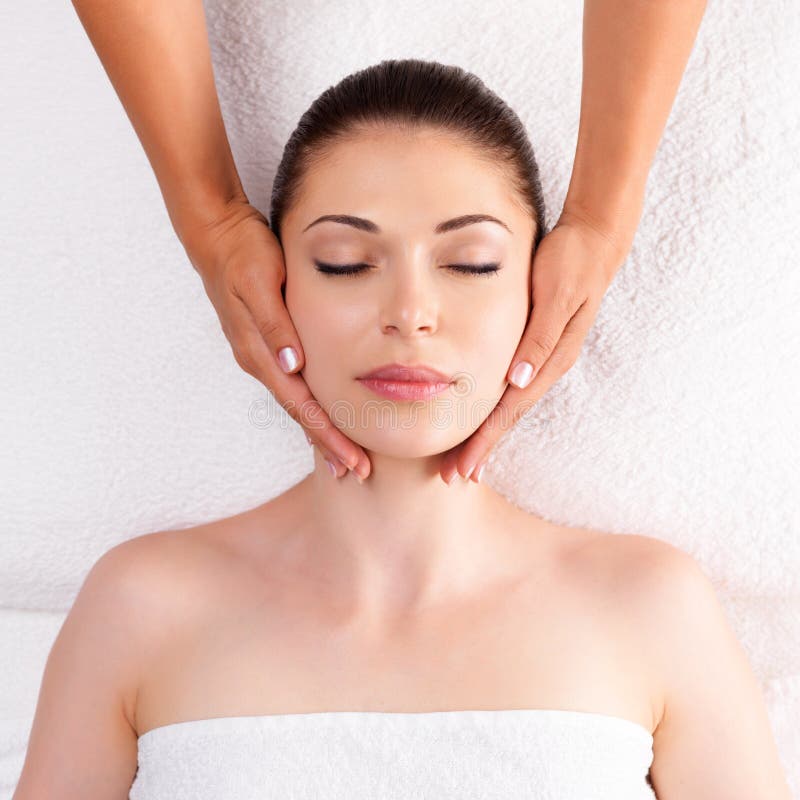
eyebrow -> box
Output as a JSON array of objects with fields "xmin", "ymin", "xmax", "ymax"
[{"xmin": 302, "ymin": 213, "xmax": 513, "ymax": 235}]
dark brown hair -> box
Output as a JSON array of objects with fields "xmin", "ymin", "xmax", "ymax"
[{"xmin": 269, "ymin": 58, "xmax": 547, "ymax": 252}]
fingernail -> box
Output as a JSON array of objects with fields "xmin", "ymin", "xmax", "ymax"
[
  {"xmin": 325, "ymin": 458, "xmax": 338, "ymax": 477},
  {"xmin": 509, "ymin": 361, "xmax": 535, "ymax": 389},
  {"xmin": 446, "ymin": 471, "xmax": 458, "ymax": 486},
  {"xmin": 475, "ymin": 462, "xmax": 487, "ymax": 483},
  {"xmin": 351, "ymin": 469, "xmax": 364, "ymax": 485},
  {"xmin": 278, "ymin": 346, "xmax": 299, "ymax": 373},
  {"xmin": 464, "ymin": 463, "xmax": 476, "ymax": 481},
  {"xmin": 305, "ymin": 431, "xmax": 313, "ymax": 446},
  {"xmin": 340, "ymin": 454, "xmax": 359, "ymax": 471}
]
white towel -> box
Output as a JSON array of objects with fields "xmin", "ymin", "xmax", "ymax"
[
  {"xmin": 1, "ymin": 0, "xmax": 798, "ymax": 795},
  {"xmin": 128, "ymin": 710, "xmax": 657, "ymax": 800}
]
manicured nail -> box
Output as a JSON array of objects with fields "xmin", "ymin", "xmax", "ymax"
[
  {"xmin": 355, "ymin": 465, "xmax": 369, "ymax": 482},
  {"xmin": 339, "ymin": 454, "xmax": 359, "ymax": 471},
  {"xmin": 304, "ymin": 431, "xmax": 313, "ymax": 446},
  {"xmin": 475, "ymin": 462, "xmax": 487, "ymax": 483},
  {"xmin": 278, "ymin": 346, "xmax": 299, "ymax": 373},
  {"xmin": 463, "ymin": 463, "xmax": 476, "ymax": 481},
  {"xmin": 325, "ymin": 458, "xmax": 338, "ymax": 477},
  {"xmin": 509, "ymin": 360, "xmax": 535, "ymax": 389}
]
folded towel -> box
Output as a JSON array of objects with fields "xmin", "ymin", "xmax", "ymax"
[
  {"xmin": 1, "ymin": 0, "xmax": 797, "ymax": 795},
  {"xmin": 128, "ymin": 710, "xmax": 657, "ymax": 800}
]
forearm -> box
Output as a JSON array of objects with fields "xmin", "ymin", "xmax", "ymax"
[
  {"xmin": 71, "ymin": 0, "xmax": 246, "ymax": 245},
  {"xmin": 562, "ymin": 0, "xmax": 708, "ymax": 254}
]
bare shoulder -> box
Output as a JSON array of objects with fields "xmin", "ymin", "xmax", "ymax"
[
  {"xmin": 572, "ymin": 528, "xmax": 703, "ymax": 592},
  {"xmin": 568, "ymin": 530, "xmax": 709, "ymax": 713},
  {"xmin": 100, "ymin": 499, "xmax": 286, "ymax": 632},
  {"xmin": 96, "ymin": 528, "xmax": 209, "ymax": 606},
  {"xmin": 573, "ymin": 529, "xmax": 710, "ymax": 632},
  {"xmin": 98, "ymin": 521, "xmax": 242, "ymax": 628},
  {"xmin": 89, "ymin": 529, "xmax": 216, "ymax": 662},
  {"xmin": 585, "ymin": 533, "xmax": 793, "ymax": 797},
  {"xmin": 532, "ymin": 523, "xmax": 705, "ymax": 634},
  {"xmin": 11, "ymin": 528, "xmax": 212, "ymax": 799}
]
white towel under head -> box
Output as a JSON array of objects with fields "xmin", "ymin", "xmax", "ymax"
[{"xmin": 128, "ymin": 707, "xmax": 657, "ymax": 799}]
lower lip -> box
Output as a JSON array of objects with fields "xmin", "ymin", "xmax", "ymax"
[{"xmin": 357, "ymin": 378, "xmax": 453, "ymax": 401}]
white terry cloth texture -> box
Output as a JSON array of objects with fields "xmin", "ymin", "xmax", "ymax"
[
  {"xmin": 127, "ymin": 710, "xmax": 657, "ymax": 800},
  {"xmin": 1, "ymin": 0, "xmax": 799, "ymax": 795}
]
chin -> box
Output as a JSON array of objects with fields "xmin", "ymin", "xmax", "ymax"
[
  {"xmin": 311, "ymin": 383, "xmax": 495, "ymax": 453},
  {"xmin": 341, "ymin": 425, "xmax": 473, "ymax": 460},
  {"xmin": 361, "ymin": 412, "xmax": 488, "ymax": 456}
]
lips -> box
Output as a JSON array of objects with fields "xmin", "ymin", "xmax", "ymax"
[
  {"xmin": 356, "ymin": 363, "xmax": 454, "ymax": 401},
  {"xmin": 357, "ymin": 363, "xmax": 453, "ymax": 383}
]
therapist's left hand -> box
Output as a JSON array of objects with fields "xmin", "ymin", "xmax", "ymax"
[{"xmin": 439, "ymin": 209, "xmax": 631, "ymax": 485}]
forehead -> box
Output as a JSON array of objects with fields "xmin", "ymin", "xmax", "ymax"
[{"xmin": 284, "ymin": 127, "xmax": 532, "ymax": 239}]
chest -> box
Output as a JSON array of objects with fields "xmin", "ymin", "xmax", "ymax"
[{"xmin": 134, "ymin": 562, "xmax": 656, "ymax": 737}]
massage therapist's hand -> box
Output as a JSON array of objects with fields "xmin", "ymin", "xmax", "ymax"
[
  {"xmin": 440, "ymin": 210, "xmax": 629, "ymax": 485},
  {"xmin": 182, "ymin": 199, "xmax": 371, "ymax": 481}
]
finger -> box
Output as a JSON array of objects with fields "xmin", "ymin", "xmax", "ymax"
[
  {"xmin": 230, "ymin": 261, "xmax": 307, "ymax": 376},
  {"xmin": 506, "ymin": 284, "xmax": 581, "ymax": 391},
  {"xmin": 300, "ymin": 398, "xmax": 371, "ymax": 480},
  {"xmin": 315, "ymin": 447, "xmax": 350, "ymax": 480},
  {"xmin": 438, "ymin": 294, "xmax": 574, "ymax": 485},
  {"xmin": 301, "ymin": 422, "xmax": 352, "ymax": 480},
  {"xmin": 286, "ymin": 373, "xmax": 372, "ymax": 479},
  {"xmin": 446, "ymin": 299, "xmax": 574, "ymax": 480},
  {"xmin": 462, "ymin": 298, "xmax": 598, "ymax": 483},
  {"xmin": 225, "ymin": 298, "xmax": 371, "ymax": 478},
  {"xmin": 438, "ymin": 446, "xmax": 463, "ymax": 485},
  {"xmin": 280, "ymin": 371, "xmax": 371, "ymax": 479},
  {"xmin": 282, "ymin": 373, "xmax": 372, "ymax": 478}
]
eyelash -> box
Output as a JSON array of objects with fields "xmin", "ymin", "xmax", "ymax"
[{"xmin": 313, "ymin": 260, "xmax": 501, "ymax": 278}]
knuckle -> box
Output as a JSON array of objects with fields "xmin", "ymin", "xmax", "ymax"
[
  {"xmin": 231, "ymin": 262, "xmax": 260, "ymax": 296},
  {"xmin": 510, "ymin": 398, "xmax": 536, "ymax": 426},
  {"xmin": 550, "ymin": 346, "xmax": 578, "ymax": 372},
  {"xmin": 553, "ymin": 283, "xmax": 580, "ymax": 310},
  {"xmin": 528, "ymin": 328, "xmax": 559, "ymax": 360},
  {"xmin": 232, "ymin": 351, "xmax": 253, "ymax": 376},
  {"xmin": 281, "ymin": 402, "xmax": 301, "ymax": 424},
  {"xmin": 232, "ymin": 338, "xmax": 257, "ymax": 374},
  {"xmin": 256, "ymin": 314, "xmax": 282, "ymax": 343},
  {"xmin": 227, "ymin": 258, "xmax": 265, "ymax": 298}
]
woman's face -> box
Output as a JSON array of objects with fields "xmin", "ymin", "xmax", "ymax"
[{"xmin": 281, "ymin": 126, "xmax": 535, "ymax": 458}]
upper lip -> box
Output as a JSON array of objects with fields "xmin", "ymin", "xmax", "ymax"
[{"xmin": 357, "ymin": 363, "xmax": 453, "ymax": 383}]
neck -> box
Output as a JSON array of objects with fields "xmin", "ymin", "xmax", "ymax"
[{"xmin": 288, "ymin": 448, "xmax": 528, "ymax": 625}]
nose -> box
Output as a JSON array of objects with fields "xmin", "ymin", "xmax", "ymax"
[{"xmin": 379, "ymin": 265, "xmax": 438, "ymax": 337}]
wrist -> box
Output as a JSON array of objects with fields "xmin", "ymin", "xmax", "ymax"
[
  {"xmin": 559, "ymin": 193, "xmax": 643, "ymax": 260},
  {"xmin": 169, "ymin": 182, "xmax": 251, "ymax": 254},
  {"xmin": 560, "ymin": 150, "xmax": 648, "ymax": 260}
]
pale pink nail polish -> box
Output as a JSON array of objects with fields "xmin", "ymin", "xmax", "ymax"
[
  {"xmin": 325, "ymin": 458, "xmax": 338, "ymax": 477},
  {"xmin": 278, "ymin": 346, "xmax": 299, "ymax": 373},
  {"xmin": 509, "ymin": 361, "xmax": 535, "ymax": 389}
]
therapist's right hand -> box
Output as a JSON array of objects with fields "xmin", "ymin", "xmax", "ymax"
[{"xmin": 182, "ymin": 198, "xmax": 371, "ymax": 481}]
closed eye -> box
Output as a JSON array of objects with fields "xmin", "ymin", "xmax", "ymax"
[
  {"xmin": 448, "ymin": 263, "xmax": 501, "ymax": 277},
  {"xmin": 313, "ymin": 260, "xmax": 501, "ymax": 278}
]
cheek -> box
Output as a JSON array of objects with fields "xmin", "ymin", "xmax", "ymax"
[
  {"xmin": 284, "ymin": 277, "xmax": 357, "ymax": 403},
  {"xmin": 466, "ymin": 286, "xmax": 530, "ymax": 379}
]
